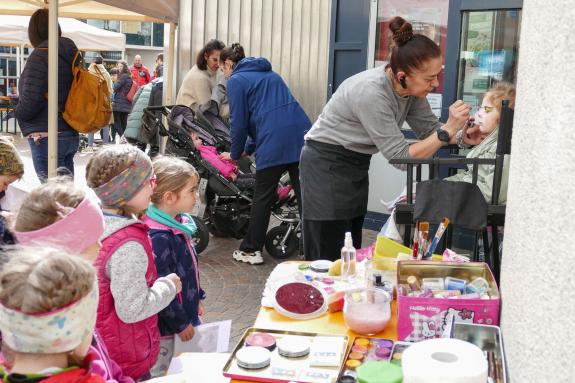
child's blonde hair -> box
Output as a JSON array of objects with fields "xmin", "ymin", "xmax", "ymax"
[
  {"xmin": 0, "ymin": 247, "xmax": 94, "ymax": 314},
  {"xmin": 0, "ymin": 136, "xmax": 24, "ymax": 177},
  {"xmin": 14, "ymin": 177, "xmax": 85, "ymax": 233},
  {"xmin": 86, "ymin": 144, "xmax": 150, "ymax": 216},
  {"xmin": 151, "ymin": 156, "xmax": 199, "ymax": 205},
  {"xmin": 486, "ymin": 82, "xmax": 516, "ymax": 112}
]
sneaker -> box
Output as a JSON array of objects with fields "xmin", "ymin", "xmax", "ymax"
[{"xmin": 233, "ymin": 250, "xmax": 264, "ymax": 265}]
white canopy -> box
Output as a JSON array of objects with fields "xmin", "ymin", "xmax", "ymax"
[
  {"xmin": 0, "ymin": 0, "xmax": 179, "ymax": 177},
  {"xmin": 0, "ymin": 16, "xmax": 125, "ymax": 51},
  {"xmin": 0, "ymin": 0, "xmax": 178, "ymax": 23}
]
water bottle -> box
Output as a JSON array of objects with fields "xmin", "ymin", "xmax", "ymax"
[{"xmin": 341, "ymin": 232, "xmax": 357, "ymax": 279}]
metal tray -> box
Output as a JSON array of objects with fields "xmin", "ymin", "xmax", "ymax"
[
  {"xmin": 452, "ymin": 323, "xmax": 507, "ymax": 383},
  {"xmin": 223, "ymin": 327, "xmax": 349, "ymax": 383}
]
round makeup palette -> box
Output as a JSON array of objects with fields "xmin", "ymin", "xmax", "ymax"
[
  {"xmin": 236, "ymin": 346, "xmax": 272, "ymax": 370},
  {"xmin": 310, "ymin": 259, "xmax": 332, "ymax": 273},
  {"xmin": 277, "ymin": 336, "xmax": 311, "ymax": 358},
  {"xmin": 274, "ymin": 282, "xmax": 327, "ymax": 320},
  {"xmin": 245, "ymin": 332, "xmax": 277, "ymax": 351}
]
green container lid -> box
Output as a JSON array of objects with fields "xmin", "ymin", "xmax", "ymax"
[{"xmin": 356, "ymin": 361, "xmax": 403, "ymax": 383}]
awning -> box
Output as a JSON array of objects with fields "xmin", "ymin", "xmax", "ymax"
[
  {"xmin": 0, "ymin": 0, "xmax": 178, "ymax": 24},
  {"xmin": 0, "ymin": 15, "xmax": 126, "ymax": 51}
]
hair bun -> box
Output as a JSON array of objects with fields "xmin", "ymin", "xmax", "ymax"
[
  {"xmin": 389, "ymin": 16, "xmax": 414, "ymax": 46},
  {"xmin": 232, "ymin": 43, "xmax": 245, "ymax": 56}
]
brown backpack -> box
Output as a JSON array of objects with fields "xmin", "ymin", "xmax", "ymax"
[{"xmin": 63, "ymin": 51, "xmax": 112, "ymax": 133}]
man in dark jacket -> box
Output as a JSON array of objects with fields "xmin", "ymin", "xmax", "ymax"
[{"xmin": 15, "ymin": 10, "xmax": 79, "ymax": 182}]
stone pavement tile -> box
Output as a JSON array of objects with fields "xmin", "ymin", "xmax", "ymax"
[{"xmin": 199, "ymin": 228, "xmax": 378, "ymax": 350}]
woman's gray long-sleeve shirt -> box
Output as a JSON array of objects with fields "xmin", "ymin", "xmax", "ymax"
[{"xmin": 305, "ymin": 67, "xmax": 442, "ymax": 168}]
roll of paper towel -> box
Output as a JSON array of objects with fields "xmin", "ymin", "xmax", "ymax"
[{"xmin": 402, "ymin": 338, "xmax": 487, "ymax": 383}]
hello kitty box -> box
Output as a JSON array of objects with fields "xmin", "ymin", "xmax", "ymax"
[{"xmin": 396, "ymin": 261, "xmax": 500, "ymax": 342}]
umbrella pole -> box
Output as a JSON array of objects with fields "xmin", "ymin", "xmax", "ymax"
[
  {"xmin": 47, "ymin": 0, "xmax": 59, "ymax": 178},
  {"xmin": 160, "ymin": 22, "xmax": 177, "ymax": 155}
]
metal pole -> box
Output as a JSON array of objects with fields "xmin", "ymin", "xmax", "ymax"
[
  {"xmin": 166, "ymin": 22, "xmax": 176, "ymax": 105},
  {"xmin": 47, "ymin": 0, "xmax": 59, "ymax": 178},
  {"xmin": 160, "ymin": 22, "xmax": 177, "ymax": 154}
]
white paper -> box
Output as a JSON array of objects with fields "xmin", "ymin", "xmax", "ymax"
[
  {"xmin": 174, "ymin": 320, "xmax": 231, "ymax": 355},
  {"xmin": 144, "ymin": 352, "xmax": 231, "ymax": 383}
]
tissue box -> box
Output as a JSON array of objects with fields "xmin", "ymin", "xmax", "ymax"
[{"xmin": 396, "ymin": 261, "xmax": 500, "ymax": 342}]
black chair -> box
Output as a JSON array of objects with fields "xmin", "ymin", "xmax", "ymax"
[{"xmin": 389, "ymin": 100, "xmax": 514, "ymax": 283}]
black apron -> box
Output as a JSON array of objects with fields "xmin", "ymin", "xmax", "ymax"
[{"xmin": 300, "ymin": 140, "xmax": 372, "ymax": 220}]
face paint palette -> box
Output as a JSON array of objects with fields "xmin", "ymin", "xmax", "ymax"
[
  {"xmin": 389, "ymin": 341, "xmax": 413, "ymax": 368},
  {"xmin": 223, "ymin": 328, "xmax": 349, "ymax": 383},
  {"xmin": 273, "ymin": 281, "xmax": 328, "ymax": 320},
  {"xmin": 337, "ymin": 337, "xmax": 396, "ymax": 383}
]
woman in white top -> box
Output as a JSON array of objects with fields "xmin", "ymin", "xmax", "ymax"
[{"xmin": 176, "ymin": 39, "xmax": 225, "ymax": 112}]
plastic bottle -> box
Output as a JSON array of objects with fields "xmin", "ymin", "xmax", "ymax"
[{"xmin": 341, "ymin": 232, "xmax": 357, "ymax": 279}]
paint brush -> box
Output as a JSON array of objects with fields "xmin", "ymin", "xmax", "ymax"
[
  {"xmin": 417, "ymin": 222, "xmax": 429, "ymax": 260},
  {"xmin": 412, "ymin": 221, "xmax": 419, "ymax": 259},
  {"xmin": 425, "ymin": 217, "xmax": 450, "ymax": 259}
]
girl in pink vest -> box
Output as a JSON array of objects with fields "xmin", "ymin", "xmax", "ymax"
[
  {"xmin": 13, "ymin": 178, "xmax": 134, "ymax": 383},
  {"xmin": 86, "ymin": 145, "xmax": 182, "ymax": 381}
]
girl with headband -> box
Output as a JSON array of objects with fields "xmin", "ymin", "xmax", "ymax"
[
  {"xmin": 12, "ymin": 178, "xmax": 134, "ymax": 383},
  {"xmin": 0, "ymin": 247, "xmax": 104, "ymax": 382},
  {"xmin": 86, "ymin": 145, "xmax": 181, "ymax": 380}
]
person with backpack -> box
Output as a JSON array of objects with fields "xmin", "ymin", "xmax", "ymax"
[
  {"xmin": 15, "ymin": 9, "xmax": 79, "ymax": 182},
  {"xmin": 112, "ymin": 61, "xmax": 134, "ymax": 142},
  {"xmin": 86, "ymin": 55, "xmax": 114, "ymax": 151}
]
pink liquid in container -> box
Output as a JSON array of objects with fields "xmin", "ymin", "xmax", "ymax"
[{"xmin": 343, "ymin": 288, "xmax": 391, "ymax": 335}]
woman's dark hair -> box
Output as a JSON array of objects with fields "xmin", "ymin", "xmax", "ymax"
[
  {"xmin": 109, "ymin": 68, "xmax": 118, "ymax": 75},
  {"xmin": 220, "ymin": 43, "xmax": 246, "ymax": 65},
  {"xmin": 196, "ymin": 39, "xmax": 225, "ymax": 70},
  {"xmin": 28, "ymin": 9, "xmax": 62, "ymax": 48},
  {"xmin": 388, "ymin": 17, "xmax": 441, "ymax": 75},
  {"xmin": 117, "ymin": 60, "xmax": 131, "ymax": 77}
]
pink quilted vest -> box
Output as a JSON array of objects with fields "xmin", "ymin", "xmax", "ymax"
[{"xmin": 94, "ymin": 222, "xmax": 160, "ymax": 380}]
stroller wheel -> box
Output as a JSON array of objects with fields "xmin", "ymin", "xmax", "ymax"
[
  {"xmin": 265, "ymin": 225, "xmax": 298, "ymax": 259},
  {"xmin": 191, "ymin": 216, "xmax": 210, "ymax": 255}
]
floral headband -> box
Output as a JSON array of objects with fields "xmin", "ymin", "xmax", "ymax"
[
  {"xmin": 93, "ymin": 155, "xmax": 152, "ymax": 208},
  {"xmin": 0, "ymin": 282, "xmax": 98, "ymax": 354}
]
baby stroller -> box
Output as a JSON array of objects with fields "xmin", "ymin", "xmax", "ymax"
[{"xmin": 143, "ymin": 105, "xmax": 301, "ymax": 259}]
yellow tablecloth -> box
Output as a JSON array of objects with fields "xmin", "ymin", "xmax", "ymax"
[{"xmin": 230, "ymin": 298, "xmax": 398, "ymax": 382}]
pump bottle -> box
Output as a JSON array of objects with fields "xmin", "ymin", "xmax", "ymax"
[{"xmin": 341, "ymin": 232, "xmax": 357, "ymax": 279}]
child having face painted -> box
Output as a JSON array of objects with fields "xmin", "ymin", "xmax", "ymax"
[
  {"xmin": 12, "ymin": 178, "xmax": 134, "ymax": 383},
  {"xmin": 0, "ymin": 247, "xmax": 104, "ymax": 383},
  {"xmin": 446, "ymin": 82, "xmax": 516, "ymax": 204},
  {"xmin": 86, "ymin": 145, "xmax": 182, "ymax": 381},
  {"xmin": 143, "ymin": 157, "xmax": 206, "ymax": 377}
]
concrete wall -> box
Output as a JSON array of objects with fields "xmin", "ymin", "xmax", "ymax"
[
  {"xmin": 176, "ymin": 0, "xmax": 331, "ymax": 122},
  {"xmin": 500, "ymin": 0, "xmax": 575, "ymax": 381}
]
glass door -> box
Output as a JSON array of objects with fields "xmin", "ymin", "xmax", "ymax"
[
  {"xmin": 442, "ymin": 0, "xmax": 523, "ymax": 121},
  {"xmin": 457, "ymin": 10, "xmax": 521, "ymax": 114}
]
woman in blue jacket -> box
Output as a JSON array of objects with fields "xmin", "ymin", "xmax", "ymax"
[
  {"xmin": 111, "ymin": 60, "xmax": 134, "ymax": 141},
  {"xmin": 15, "ymin": 9, "xmax": 79, "ymax": 182},
  {"xmin": 220, "ymin": 43, "xmax": 311, "ymax": 265}
]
